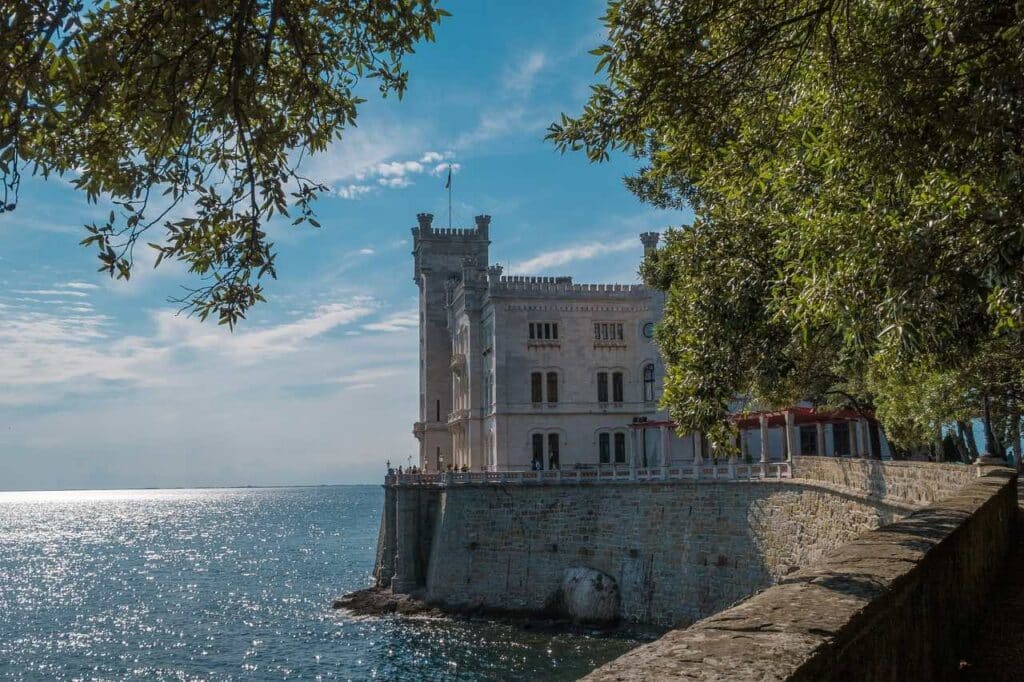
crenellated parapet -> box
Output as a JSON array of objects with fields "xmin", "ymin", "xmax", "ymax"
[{"xmin": 488, "ymin": 275, "xmax": 649, "ymax": 299}]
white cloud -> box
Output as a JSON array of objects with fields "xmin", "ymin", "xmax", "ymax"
[
  {"xmin": 362, "ymin": 309, "xmax": 418, "ymax": 333},
  {"xmin": 63, "ymin": 282, "xmax": 99, "ymax": 290},
  {"xmin": 358, "ymin": 248, "xmax": 376, "ymax": 255},
  {"xmin": 431, "ymin": 162, "xmax": 461, "ymax": 176},
  {"xmin": 12, "ymin": 289, "xmax": 88, "ymax": 298},
  {"xmin": 376, "ymin": 160, "xmax": 423, "ymax": 178},
  {"xmin": 337, "ymin": 184, "xmax": 375, "ymax": 200},
  {"xmin": 378, "ymin": 177, "xmax": 412, "ymax": 188},
  {"xmin": 504, "ymin": 51, "xmax": 548, "ymax": 92},
  {"xmin": 419, "ymin": 151, "xmax": 444, "ymax": 164},
  {"xmin": 509, "ymin": 237, "xmax": 639, "ymax": 274}
]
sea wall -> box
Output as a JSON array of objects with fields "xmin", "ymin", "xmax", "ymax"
[
  {"xmin": 421, "ymin": 480, "xmax": 904, "ymax": 626},
  {"xmin": 374, "ymin": 456, "xmax": 984, "ymax": 627},
  {"xmin": 584, "ymin": 465, "xmax": 1017, "ymax": 681}
]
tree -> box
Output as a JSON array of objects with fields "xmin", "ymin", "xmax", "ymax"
[
  {"xmin": 2, "ymin": 0, "xmax": 447, "ymax": 326},
  {"xmin": 549, "ymin": 0, "xmax": 1024, "ymax": 449}
]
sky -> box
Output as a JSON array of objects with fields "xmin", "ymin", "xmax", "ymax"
[{"xmin": 0, "ymin": 1, "xmax": 690, "ymax": 490}]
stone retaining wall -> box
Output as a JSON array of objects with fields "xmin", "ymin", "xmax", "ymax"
[
  {"xmin": 584, "ymin": 466, "xmax": 1017, "ymax": 681},
  {"xmin": 793, "ymin": 455, "xmax": 975, "ymax": 506},
  {"xmin": 421, "ymin": 481, "xmax": 904, "ymax": 626},
  {"xmin": 373, "ymin": 458, "xmax": 986, "ymax": 632}
]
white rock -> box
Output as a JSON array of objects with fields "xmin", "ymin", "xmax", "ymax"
[{"xmin": 561, "ymin": 567, "xmax": 620, "ymax": 623}]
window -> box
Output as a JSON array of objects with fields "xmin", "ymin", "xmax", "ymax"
[
  {"xmin": 532, "ymin": 434, "xmax": 544, "ymax": 470},
  {"xmin": 530, "ymin": 322, "xmax": 558, "ymax": 341},
  {"xmin": 833, "ymin": 423, "xmax": 850, "ymax": 456},
  {"xmin": 599, "ymin": 433, "xmax": 611, "ymax": 464},
  {"xmin": 830, "ymin": 423, "xmax": 847, "ymax": 456},
  {"xmin": 614, "ymin": 433, "xmax": 627, "ymax": 463},
  {"xmin": 594, "ymin": 323, "xmax": 601, "ymax": 340},
  {"xmin": 548, "ymin": 433, "xmax": 560, "ymax": 469},
  {"xmin": 643, "ymin": 364, "xmax": 655, "ymax": 402},
  {"xmin": 546, "ymin": 372, "xmax": 558, "ymax": 403},
  {"xmin": 597, "ymin": 372, "xmax": 609, "ymax": 403},
  {"xmin": 616, "ymin": 323, "xmax": 624, "ymax": 340},
  {"xmin": 436, "ymin": 399, "xmax": 441, "ymax": 422},
  {"xmin": 800, "ymin": 426, "xmax": 818, "ymax": 455},
  {"xmin": 531, "ymin": 372, "xmax": 543, "ymax": 403},
  {"xmin": 612, "ymin": 372, "xmax": 624, "ymax": 402}
]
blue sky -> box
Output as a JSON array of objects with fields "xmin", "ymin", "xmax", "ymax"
[{"xmin": 0, "ymin": 1, "xmax": 690, "ymax": 490}]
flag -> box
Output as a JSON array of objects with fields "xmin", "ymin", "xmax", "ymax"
[{"xmin": 445, "ymin": 165, "xmax": 451, "ymax": 189}]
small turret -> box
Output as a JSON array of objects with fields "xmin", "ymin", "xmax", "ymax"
[
  {"xmin": 474, "ymin": 214, "xmax": 491, "ymax": 239},
  {"xmin": 417, "ymin": 213, "xmax": 434, "ymax": 233},
  {"xmin": 487, "ymin": 264, "xmax": 504, "ymax": 284},
  {"xmin": 640, "ymin": 232, "xmax": 660, "ymax": 258}
]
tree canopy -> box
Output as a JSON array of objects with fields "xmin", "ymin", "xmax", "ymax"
[
  {"xmin": 549, "ymin": 0, "xmax": 1024, "ymax": 452},
  {"xmin": 2, "ymin": 0, "xmax": 447, "ymax": 325}
]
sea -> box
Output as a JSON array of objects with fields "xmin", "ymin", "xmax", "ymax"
[{"xmin": 0, "ymin": 486, "xmax": 639, "ymax": 681}]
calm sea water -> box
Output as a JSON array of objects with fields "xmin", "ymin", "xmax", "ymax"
[{"xmin": 0, "ymin": 486, "xmax": 637, "ymax": 680}]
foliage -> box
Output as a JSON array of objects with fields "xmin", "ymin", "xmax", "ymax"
[
  {"xmin": 1, "ymin": 0, "xmax": 447, "ymax": 326},
  {"xmin": 549, "ymin": 0, "xmax": 1024, "ymax": 446}
]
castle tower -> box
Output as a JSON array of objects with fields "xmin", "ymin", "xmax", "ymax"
[{"xmin": 411, "ymin": 213, "xmax": 491, "ymax": 471}]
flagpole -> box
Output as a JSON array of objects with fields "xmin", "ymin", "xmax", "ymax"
[{"xmin": 447, "ymin": 166, "xmax": 452, "ymax": 229}]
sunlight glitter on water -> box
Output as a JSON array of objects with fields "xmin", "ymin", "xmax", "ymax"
[{"xmin": 0, "ymin": 486, "xmax": 638, "ymax": 680}]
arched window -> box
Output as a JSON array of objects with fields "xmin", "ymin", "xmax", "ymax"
[
  {"xmin": 599, "ymin": 433, "xmax": 611, "ymax": 464},
  {"xmin": 546, "ymin": 371, "xmax": 558, "ymax": 403},
  {"xmin": 531, "ymin": 372, "xmax": 543, "ymax": 403},
  {"xmin": 643, "ymin": 364, "xmax": 655, "ymax": 402},
  {"xmin": 547, "ymin": 433, "xmax": 560, "ymax": 469},
  {"xmin": 597, "ymin": 372, "xmax": 609, "ymax": 403},
  {"xmin": 612, "ymin": 372, "xmax": 624, "ymax": 402},
  {"xmin": 614, "ymin": 432, "xmax": 627, "ymax": 463},
  {"xmin": 532, "ymin": 433, "xmax": 544, "ymax": 469}
]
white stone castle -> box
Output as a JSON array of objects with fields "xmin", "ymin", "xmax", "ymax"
[{"xmin": 411, "ymin": 212, "xmax": 704, "ymax": 473}]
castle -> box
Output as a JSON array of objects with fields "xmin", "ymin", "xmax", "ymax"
[
  {"xmin": 410, "ymin": 212, "xmax": 893, "ymax": 472},
  {"xmin": 412, "ymin": 211, "xmax": 714, "ymax": 473}
]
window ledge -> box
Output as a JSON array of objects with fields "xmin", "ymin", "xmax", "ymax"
[
  {"xmin": 528, "ymin": 341, "xmax": 561, "ymax": 349},
  {"xmin": 593, "ymin": 341, "xmax": 627, "ymax": 349}
]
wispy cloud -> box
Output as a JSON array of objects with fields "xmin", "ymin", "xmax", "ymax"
[
  {"xmin": 509, "ymin": 237, "xmax": 638, "ymax": 274},
  {"xmin": 504, "ymin": 51, "xmax": 548, "ymax": 92},
  {"xmin": 12, "ymin": 289, "xmax": 88, "ymax": 298},
  {"xmin": 337, "ymin": 184, "xmax": 375, "ymax": 200},
  {"xmin": 362, "ymin": 309, "xmax": 418, "ymax": 333},
  {"xmin": 63, "ymin": 282, "xmax": 99, "ymax": 290}
]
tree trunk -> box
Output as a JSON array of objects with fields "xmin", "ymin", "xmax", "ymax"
[
  {"xmin": 1011, "ymin": 410, "xmax": 1022, "ymax": 469},
  {"xmin": 957, "ymin": 420, "xmax": 979, "ymax": 461}
]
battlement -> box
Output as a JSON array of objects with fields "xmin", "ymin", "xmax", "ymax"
[
  {"xmin": 489, "ymin": 275, "xmax": 648, "ymax": 298},
  {"xmin": 412, "ymin": 213, "xmax": 491, "ymax": 242}
]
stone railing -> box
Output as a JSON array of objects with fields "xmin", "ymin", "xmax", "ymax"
[
  {"xmin": 386, "ymin": 461, "xmax": 792, "ymax": 487},
  {"xmin": 584, "ymin": 464, "xmax": 1018, "ymax": 681}
]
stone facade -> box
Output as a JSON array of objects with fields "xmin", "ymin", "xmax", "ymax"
[{"xmin": 411, "ymin": 212, "xmax": 710, "ymax": 473}]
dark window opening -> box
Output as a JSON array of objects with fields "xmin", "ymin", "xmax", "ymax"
[
  {"xmin": 546, "ymin": 372, "xmax": 558, "ymax": 403},
  {"xmin": 548, "ymin": 433, "xmax": 560, "ymax": 469},
  {"xmin": 612, "ymin": 372, "xmax": 624, "ymax": 402},
  {"xmin": 529, "ymin": 322, "xmax": 535, "ymax": 339},
  {"xmin": 532, "ymin": 434, "xmax": 544, "ymax": 470},
  {"xmin": 599, "ymin": 433, "xmax": 610, "ymax": 464},
  {"xmin": 436, "ymin": 399, "xmax": 441, "ymax": 422},
  {"xmin": 597, "ymin": 372, "xmax": 609, "ymax": 403},
  {"xmin": 800, "ymin": 426, "xmax": 818, "ymax": 455},
  {"xmin": 531, "ymin": 372, "xmax": 543, "ymax": 403},
  {"xmin": 833, "ymin": 423, "xmax": 850, "ymax": 456},
  {"xmin": 614, "ymin": 432, "xmax": 627, "ymax": 463},
  {"xmin": 643, "ymin": 364, "xmax": 655, "ymax": 402},
  {"xmin": 552, "ymin": 323, "xmax": 558, "ymax": 340}
]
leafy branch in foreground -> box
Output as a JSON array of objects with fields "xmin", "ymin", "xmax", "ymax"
[
  {"xmin": 550, "ymin": 0, "xmax": 1024, "ymax": 450},
  {"xmin": 1, "ymin": 0, "xmax": 448, "ymax": 326}
]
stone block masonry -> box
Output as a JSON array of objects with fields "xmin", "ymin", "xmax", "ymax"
[
  {"xmin": 421, "ymin": 481, "xmax": 902, "ymax": 626},
  {"xmin": 584, "ymin": 465, "xmax": 1017, "ymax": 681}
]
